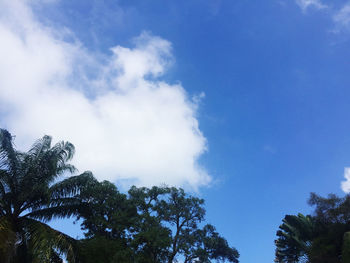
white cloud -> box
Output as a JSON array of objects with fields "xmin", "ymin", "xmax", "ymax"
[
  {"xmin": 341, "ymin": 168, "xmax": 350, "ymax": 193},
  {"xmin": 294, "ymin": 1, "xmax": 350, "ymax": 34},
  {"xmin": 333, "ymin": 4, "xmax": 350, "ymax": 30},
  {"xmin": 0, "ymin": 0, "xmax": 210, "ymax": 188},
  {"xmin": 295, "ymin": 0, "xmax": 327, "ymax": 12}
]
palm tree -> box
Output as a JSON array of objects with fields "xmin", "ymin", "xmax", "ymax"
[
  {"xmin": 275, "ymin": 213, "xmax": 316, "ymax": 263},
  {"xmin": 0, "ymin": 129, "xmax": 94, "ymax": 263}
]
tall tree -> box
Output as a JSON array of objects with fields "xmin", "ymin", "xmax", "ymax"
[
  {"xmin": 74, "ymin": 180, "xmax": 138, "ymax": 263},
  {"xmin": 275, "ymin": 213, "xmax": 316, "ymax": 263},
  {"xmin": 0, "ymin": 129, "xmax": 240, "ymax": 263},
  {"xmin": 342, "ymin": 232, "xmax": 350, "ymax": 263},
  {"xmin": 76, "ymin": 185, "xmax": 239, "ymax": 262},
  {"xmin": 275, "ymin": 193, "xmax": 350, "ymax": 263},
  {"xmin": 130, "ymin": 186, "xmax": 239, "ymax": 263},
  {"xmin": 0, "ymin": 129, "xmax": 93, "ymax": 263}
]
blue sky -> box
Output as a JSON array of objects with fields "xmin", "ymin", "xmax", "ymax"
[{"xmin": 2, "ymin": 0, "xmax": 350, "ymax": 262}]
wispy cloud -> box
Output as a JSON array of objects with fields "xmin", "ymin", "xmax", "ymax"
[
  {"xmin": 341, "ymin": 168, "xmax": 350, "ymax": 193},
  {"xmin": 0, "ymin": 0, "xmax": 210, "ymax": 188},
  {"xmin": 333, "ymin": 3, "xmax": 350, "ymax": 31},
  {"xmin": 295, "ymin": 0, "xmax": 327, "ymax": 12},
  {"xmin": 263, "ymin": 145, "xmax": 277, "ymax": 154},
  {"xmin": 294, "ymin": 0, "xmax": 350, "ymax": 33}
]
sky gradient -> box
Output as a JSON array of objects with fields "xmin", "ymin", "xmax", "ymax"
[{"xmin": 1, "ymin": 0, "xmax": 350, "ymax": 262}]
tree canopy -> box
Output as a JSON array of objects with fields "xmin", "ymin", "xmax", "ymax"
[
  {"xmin": 0, "ymin": 129, "xmax": 239, "ymax": 263},
  {"xmin": 275, "ymin": 193, "xmax": 350, "ymax": 263},
  {"xmin": 0, "ymin": 129, "xmax": 88, "ymax": 262},
  {"xmin": 75, "ymin": 184, "xmax": 239, "ymax": 263}
]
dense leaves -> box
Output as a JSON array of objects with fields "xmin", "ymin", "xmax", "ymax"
[
  {"xmin": 0, "ymin": 129, "xmax": 90, "ymax": 263},
  {"xmin": 275, "ymin": 214, "xmax": 315, "ymax": 262},
  {"xmin": 275, "ymin": 193, "xmax": 350, "ymax": 263},
  {"xmin": 75, "ymin": 185, "xmax": 239, "ymax": 262},
  {"xmin": 0, "ymin": 129, "xmax": 239, "ymax": 263}
]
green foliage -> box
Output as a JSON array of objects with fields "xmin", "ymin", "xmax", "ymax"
[
  {"xmin": 342, "ymin": 232, "xmax": 350, "ymax": 263},
  {"xmin": 308, "ymin": 193, "xmax": 350, "ymax": 224},
  {"xmin": 78, "ymin": 236, "xmax": 133, "ymax": 263},
  {"xmin": 275, "ymin": 213, "xmax": 316, "ymax": 262},
  {"xmin": 76, "ymin": 180, "xmax": 138, "ymax": 240},
  {"xmin": 0, "ymin": 129, "xmax": 93, "ymax": 263},
  {"xmin": 181, "ymin": 224, "xmax": 239, "ymax": 263},
  {"xmin": 275, "ymin": 193, "xmax": 350, "ymax": 263},
  {"xmin": 76, "ymin": 185, "xmax": 239, "ymax": 263},
  {"xmin": 0, "ymin": 129, "xmax": 239, "ymax": 263}
]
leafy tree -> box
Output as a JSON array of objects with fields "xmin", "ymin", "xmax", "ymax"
[
  {"xmin": 75, "ymin": 185, "xmax": 239, "ymax": 262},
  {"xmin": 275, "ymin": 193, "xmax": 350, "ymax": 263},
  {"xmin": 128, "ymin": 186, "xmax": 172, "ymax": 262},
  {"xmin": 275, "ymin": 214, "xmax": 316, "ymax": 263},
  {"xmin": 79, "ymin": 185, "xmax": 239, "ymax": 263},
  {"xmin": 74, "ymin": 180, "xmax": 138, "ymax": 263},
  {"xmin": 308, "ymin": 193, "xmax": 350, "ymax": 263},
  {"xmin": 76, "ymin": 180, "xmax": 137, "ymax": 240},
  {"xmin": 152, "ymin": 187, "xmax": 238, "ymax": 263},
  {"xmin": 0, "ymin": 129, "xmax": 93, "ymax": 262},
  {"xmin": 342, "ymin": 232, "xmax": 350, "ymax": 262},
  {"xmin": 77, "ymin": 236, "xmax": 134, "ymax": 263},
  {"xmin": 181, "ymin": 224, "xmax": 239, "ymax": 263},
  {"xmin": 0, "ymin": 129, "xmax": 239, "ymax": 263},
  {"xmin": 308, "ymin": 193, "xmax": 350, "ymax": 224}
]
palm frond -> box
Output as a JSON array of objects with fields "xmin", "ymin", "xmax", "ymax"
[
  {"xmin": 0, "ymin": 130, "xmax": 20, "ymax": 197},
  {"xmin": 0, "ymin": 216, "xmax": 16, "ymax": 263},
  {"xmin": 50, "ymin": 141, "xmax": 75, "ymax": 164},
  {"xmin": 13, "ymin": 139, "xmax": 78, "ymax": 212},
  {"xmin": 0, "ymin": 131, "xmax": 85, "ymax": 263},
  {"xmin": 23, "ymin": 218, "xmax": 77, "ymax": 263},
  {"xmin": 0, "ymin": 130, "xmax": 18, "ymax": 171},
  {"xmin": 24, "ymin": 204, "xmax": 82, "ymax": 222},
  {"xmin": 28, "ymin": 135, "xmax": 52, "ymax": 158},
  {"xmin": 50, "ymin": 172, "xmax": 97, "ymax": 199}
]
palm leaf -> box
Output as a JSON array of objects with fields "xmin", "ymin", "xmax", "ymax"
[
  {"xmin": 23, "ymin": 218, "xmax": 77, "ymax": 263},
  {"xmin": 0, "ymin": 130, "xmax": 82, "ymax": 262},
  {"xmin": 0, "ymin": 216, "xmax": 16, "ymax": 263}
]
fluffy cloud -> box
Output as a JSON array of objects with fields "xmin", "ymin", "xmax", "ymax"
[
  {"xmin": 341, "ymin": 168, "xmax": 350, "ymax": 193},
  {"xmin": 295, "ymin": 0, "xmax": 327, "ymax": 12},
  {"xmin": 0, "ymin": 0, "xmax": 210, "ymax": 188}
]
